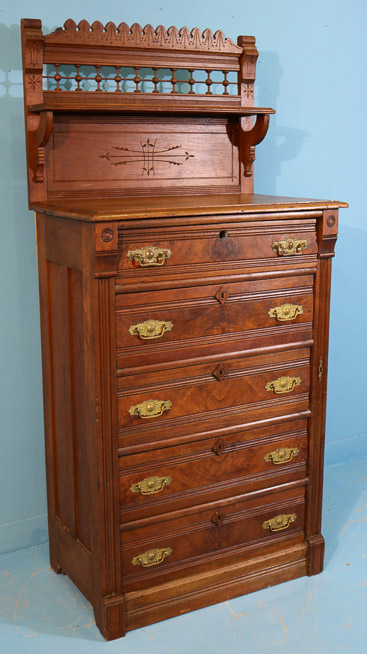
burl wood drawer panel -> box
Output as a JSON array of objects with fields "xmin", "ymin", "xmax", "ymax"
[
  {"xmin": 117, "ymin": 347, "xmax": 310, "ymax": 430},
  {"xmin": 119, "ymin": 420, "xmax": 308, "ymax": 522},
  {"xmin": 121, "ymin": 485, "xmax": 306, "ymax": 591},
  {"xmin": 117, "ymin": 219, "xmax": 317, "ymax": 279},
  {"xmin": 116, "ymin": 274, "xmax": 313, "ymax": 368}
]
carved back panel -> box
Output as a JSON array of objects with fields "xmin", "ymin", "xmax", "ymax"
[{"xmin": 21, "ymin": 19, "xmax": 262, "ymax": 203}]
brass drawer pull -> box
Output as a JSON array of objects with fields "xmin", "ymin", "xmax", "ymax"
[
  {"xmin": 264, "ymin": 447, "xmax": 300, "ymax": 465},
  {"xmin": 262, "ymin": 513, "xmax": 297, "ymax": 532},
  {"xmin": 131, "ymin": 547, "xmax": 172, "ymax": 568},
  {"xmin": 129, "ymin": 399, "xmax": 172, "ymax": 419},
  {"xmin": 130, "ymin": 475, "xmax": 172, "ymax": 495},
  {"xmin": 272, "ymin": 239, "xmax": 308, "ymax": 256},
  {"xmin": 129, "ymin": 319, "xmax": 173, "ymax": 340},
  {"xmin": 265, "ymin": 376, "xmax": 301, "ymax": 394},
  {"xmin": 268, "ymin": 303, "xmax": 303, "ymax": 322},
  {"xmin": 127, "ymin": 246, "xmax": 172, "ymax": 267}
]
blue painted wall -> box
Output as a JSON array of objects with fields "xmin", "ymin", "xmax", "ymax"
[{"xmin": 1, "ymin": 0, "xmax": 366, "ymax": 554}]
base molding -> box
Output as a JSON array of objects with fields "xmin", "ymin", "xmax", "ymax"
[
  {"xmin": 123, "ymin": 542, "xmax": 307, "ymax": 633},
  {"xmin": 89, "ymin": 543, "xmax": 308, "ymax": 638}
]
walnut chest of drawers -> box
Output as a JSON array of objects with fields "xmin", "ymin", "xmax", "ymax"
[{"xmin": 21, "ymin": 18, "xmax": 347, "ymax": 640}]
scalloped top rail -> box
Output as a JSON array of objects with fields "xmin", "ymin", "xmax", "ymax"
[{"xmin": 45, "ymin": 20, "xmax": 243, "ymax": 54}]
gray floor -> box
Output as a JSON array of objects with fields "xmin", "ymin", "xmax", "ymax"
[{"xmin": 1, "ymin": 458, "xmax": 366, "ymax": 653}]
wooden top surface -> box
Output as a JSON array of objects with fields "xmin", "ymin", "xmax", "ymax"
[
  {"xmin": 30, "ymin": 193, "xmax": 348, "ymax": 222},
  {"xmin": 31, "ymin": 193, "xmax": 348, "ymax": 222},
  {"xmin": 29, "ymin": 98, "xmax": 276, "ymax": 116}
]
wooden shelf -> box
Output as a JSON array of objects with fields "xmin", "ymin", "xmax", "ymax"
[{"xmin": 29, "ymin": 92, "xmax": 275, "ymax": 116}]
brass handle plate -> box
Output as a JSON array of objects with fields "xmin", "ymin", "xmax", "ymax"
[
  {"xmin": 129, "ymin": 319, "xmax": 173, "ymax": 340},
  {"xmin": 272, "ymin": 239, "xmax": 308, "ymax": 256},
  {"xmin": 268, "ymin": 303, "xmax": 303, "ymax": 322},
  {"xmin": 131, "ymin": 547, "xmax": 172, "ymax": 567},
  {"xmin": 262, "ymin": 513, "xmax": 297, "ymax": 532},
  {"xmin": 130, "ymin": 475, "xmax": 172, "ymax": 495},
  {"xmin": 127, "ymin": 246, "xmax": 172, "ymax": 267},
  {"xmin": 129, "ymin": 399, "xmax": 172, "ymax": 419},
  {"xmin": 265, "ymin": 376, "xmax": 301, "ymax": 394},
  {"xmin": 264, "ymin": 447, "xmax": 300, "ymax": 465}
]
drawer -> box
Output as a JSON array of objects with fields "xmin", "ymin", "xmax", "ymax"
[
  {"xmin": 116, "ymin": 274, "xmax": 314, "ymax": 368},
  {"xmin": 117, "ymin": 219, "xmax": 318, "ymax": 279},
  {"xmin": 121, "ymin": 485, "xmax": 306, "ymax": 589},
  {"xmin": 119, "ymin": 420, "xmax": 308, "ymax": 521},
  {"xmin": 117, "ymin": 347, "xmax": 310, "ymax": 431}
]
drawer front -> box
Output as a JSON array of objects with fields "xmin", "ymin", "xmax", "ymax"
[
  {"xmin": 117, "ymin": 347, "xmax": 310, "ymax": 430},
  {"xmin": 116, "ymin": 275, "xmax": 314, "ymax": 368},
  {"xmin": 121, "ymin": 486, "xmax": 305, "ymax": 587},
  {"xmin": 118, "ymin": 219, "xmax": 317, "ymax": 278},
  {"xmin": 119, "ymin": 421, "xmax": 308, "ymax": 520}
]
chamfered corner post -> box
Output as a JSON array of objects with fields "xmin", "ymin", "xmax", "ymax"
[
  {"xmin": 306, "ymin": 209, "xmax": 338, "ymax": 576},
  {"xmin": 92, "ymin": 222, "xmax": 126, "ymax": 639}
]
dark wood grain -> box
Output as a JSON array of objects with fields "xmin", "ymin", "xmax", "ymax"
[
  {"xmin": 121, "ymin": 485, "xmax": 306, "ymax": 589},
  {"xmin": 21, "ymin": 17, "xmax": 347, "ymax": 639},
  {"xmin": 117, "ymin": 349, "xmax": 311, "ymax": 430},
  {"xmin": 117, "ymin": 219, "xmax": 318, "ymax": 272},
  {"xmin": 124, "ymin": 541, "xmax": 307, "ymax": 631},
  {"xmin": 119, "ymin": 422, "xmax": 308, "ymax": 520},
  {"xmin": 30, "ymin": 195, "xmax": 347, "ymax": 221}
]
